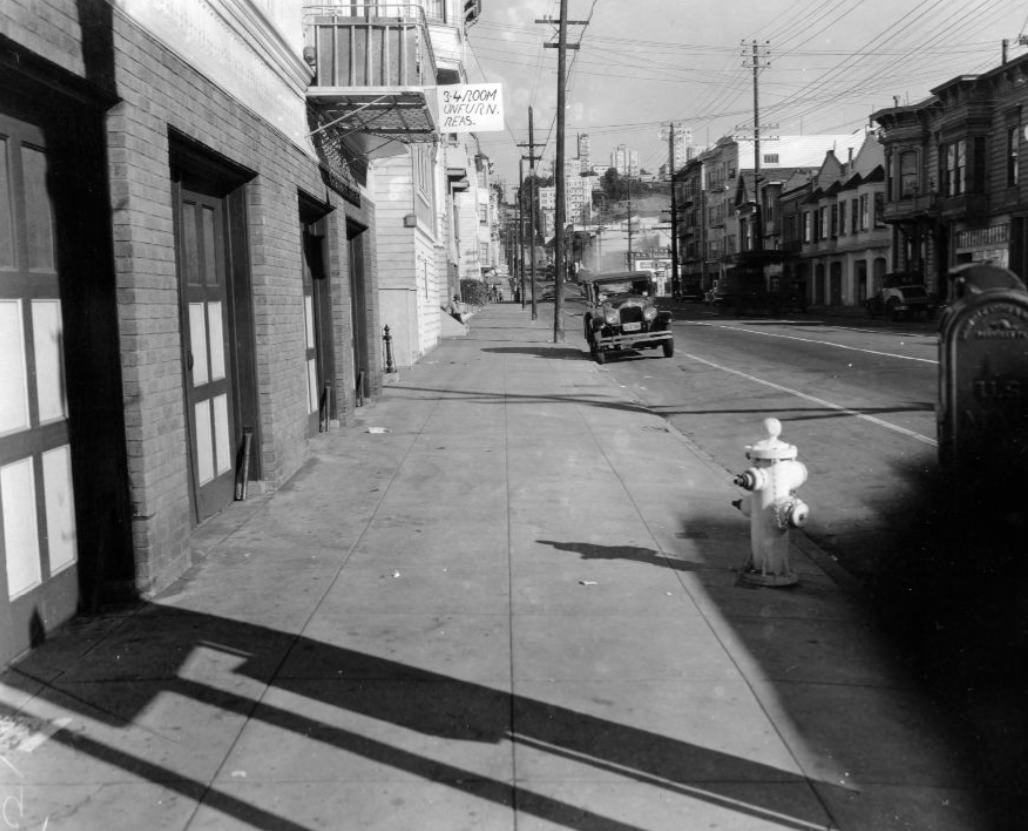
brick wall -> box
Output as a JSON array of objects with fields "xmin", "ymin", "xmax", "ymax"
[{"xmin": 4, "ymin": 1, "xmax": 379, "ymax": 597}]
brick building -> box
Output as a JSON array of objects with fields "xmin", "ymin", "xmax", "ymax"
[{"xmin": 0, "ymin": 1, "xmax": 383, "ymax": 665}]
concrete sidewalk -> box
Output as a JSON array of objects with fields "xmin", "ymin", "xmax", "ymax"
[{"xmin": 0, "ymin": 303, "xmax": 990, "ymax": 830}]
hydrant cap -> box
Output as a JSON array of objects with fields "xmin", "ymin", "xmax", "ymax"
[{"xmin": 746, "ymin": 417, "xmax": 798, "ymax": 461}]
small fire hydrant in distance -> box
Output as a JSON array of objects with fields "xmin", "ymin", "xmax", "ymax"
[{"xmin": 732, "ymin": 418, "xmax": 809, "ymax": 587}]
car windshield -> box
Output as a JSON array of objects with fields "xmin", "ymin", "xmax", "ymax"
[{"xmin": 595, "ymin": 279, "xmax": 650, "ymax": 297}]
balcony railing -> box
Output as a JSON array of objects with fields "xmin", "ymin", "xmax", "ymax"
[
  {"xmin": 307, "ymin": 1, "xmax": 447, "ymax": 24},
  {"xmin": 304, "ymin": 3, "xmax": 438, "ymax": 88}
]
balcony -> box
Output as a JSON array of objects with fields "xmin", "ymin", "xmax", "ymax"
[
  {"xmin": 882, "ymin": 193, "xmax": 938, "ymax": 223},
  {"xmin": 303, "ymin": 3, "xmax": 439, "ymax": 146},
  {"xmin": 937, "ymin": 191, "xmax": 990, "ymax": 222}
]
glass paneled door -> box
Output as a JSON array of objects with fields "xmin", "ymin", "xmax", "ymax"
[
  {"xmin": 177, "ymin": 188, "xmax": 236, "ymax": 521},
  {"xmin": 301, "ymin": 223, "xmax": 330, "ymax": 434},
  {"xmin": 0, "ymin": 113, "xmax": 78, "ymax": 661}
]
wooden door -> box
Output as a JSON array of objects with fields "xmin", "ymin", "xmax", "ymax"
[
  {"xmin": 348, "ymin": 222, "xmax": 369, "ymax": 403},
  {"xmin": 177, "ymin": 188, "xmax": 236, "ymax": 521},
  {"xmin": 301, "ymin": 223, "xmax": 331, "ymax": 432},
  {"xmin": 0, "ymin": 113, "xmax": 78, "ymax": 661}
]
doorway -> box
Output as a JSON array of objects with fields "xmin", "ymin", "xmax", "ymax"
[
  {"xmin": 347, "ymin": 221, "xmax": 370, "ymax": 405},
  {"xmin": 856, "ymin": 260, "xmax": 868, "ymax": 304},
  {"xmin": 301, "ymin": 211, "xmax": 335, "ymax": 433},
  {"xmin": 176, "ymin": 188, "xmax": 238, "ymax": 520},
  {"xmin": 171, "ymin": 137, "xmax": 257, "ymax": 524},
  {"xmin": 829, "ymin": 261, "xmax": 843, "ymax": 305},
  {"xmin": 0, "ymin": 112, "xmax": 78, "ymax": 660}
]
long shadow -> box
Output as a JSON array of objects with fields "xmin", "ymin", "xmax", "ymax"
[
  {"xmin": 390, "ymin": 384, "xmax": 653, "ymax": 416},
  {"xmin": 536, "ymin": 539, "xmax": 713, "ymax": 573},
  {"xmin": 3, "ymin": 604, "xmax": 837, "ymax": 831},
  {"xmin": 650, "ymin": 403, "xmax": 935, "ymax": 420},
  {"xmin": 480, "ymin": 346, "xmax": 587, "ymax": 360},
  {"xmin": 382, "ymin": 382, "xmax": 933, "ymax": 429},
  {"xmin": 539, "ymin": 473, "xmax": 1019, "ymax": 830},
  {"xmin": 864, "ymin": 455, "xmax": 1027, "ymax": 831}
]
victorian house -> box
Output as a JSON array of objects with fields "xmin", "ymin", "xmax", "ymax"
[
  {"xmin": 675, "ymin": 133, "xmax": 864, "ymax": 300},
  {"xmin": 787, "ymin": 134, "xmax": 892, "ymax": 307},
  {"xmin": 872, "ymin": 51, "xmax": 1028, "ymax": 302}
]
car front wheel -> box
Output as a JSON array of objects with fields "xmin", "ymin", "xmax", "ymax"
[{"xmin": 662, "ymin": 340, "xmax": 674, "ymax": 358}]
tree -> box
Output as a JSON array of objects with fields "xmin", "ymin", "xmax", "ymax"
[
  {"xmin": 600, "ymin": 167, "xmax": 628, "ymax": 202},
  {"xmin": 519, "ymin": 173, "xmax": 553, "ymax": 244}
]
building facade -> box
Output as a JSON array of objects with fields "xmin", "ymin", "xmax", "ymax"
[
  {"xmin": 610, "ymin": 144, "xmax": 640, "ymax": 178},
  {"xmin": 773, "ymin": 135, "xmax": 891, "ymax": 306},
  {"xmin": 0, "ymin": 0, "xmax": 390, "ymax": 666},
  {"xmin": 872, "ymin": 52, "xmax": 1028, "ymax": 300},
  {"xmin": 306, "ymin": 1, "xmax": 486, "ymax": 369},
  {"xmin": 674, "ymin": 133, "xmax": 867, "ymax": 301}
]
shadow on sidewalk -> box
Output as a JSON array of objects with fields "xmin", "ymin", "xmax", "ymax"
[
  {"xmin": 392, "ymin": 384, "xmax": 653, "ymax": 416},
  {"xmin": 480, "ymin": 347, "xmax": 586, "ymax": 360},
  {"xmin": 537, "ymin": 540, "xmax": 714, "ymax": 574},
  {"xmin": 4, "ymin": 603, "xmax": 839, "ymax": 831},
  {"xmin": 649, "ymin": 402, "xmax": 935, "ymax": 420}
]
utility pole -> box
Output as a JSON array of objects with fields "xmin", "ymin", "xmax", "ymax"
[
  {"xmin": 626, "ymin": 176, "xmax": 633, "ymax": 269},
  {"xmin": 517, "ymin": 159, "xmax": 526, "ymax": 308},
  {"xmin": 517, "ymin": 106, "xmax": 542, "ymax": 320},
  {"xmin": 539, "ymin": 3, "xmax": 586, "ymax": 343},
  {"xmin": 662, "ymin": 122, "xmax": 683, "ymax": 295},
  {"xmin": 742, "ymin": 40, "xmax": 771, "ymax": 252}
]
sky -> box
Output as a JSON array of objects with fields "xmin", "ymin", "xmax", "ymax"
[{"xmin": 466, "ymin": 0, "xmax": 1028, "ymax": 194}]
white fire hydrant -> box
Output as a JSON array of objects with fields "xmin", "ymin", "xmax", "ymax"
[{"xmin": 732, "ymin": 418, "xmax": 809, "ymax": 587}]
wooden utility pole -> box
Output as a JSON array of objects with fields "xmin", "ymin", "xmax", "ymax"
[
  {"xmin": 517, "ymin": 159, "xmax": 526, "ymax": 308},
  {"xmin": 751, "ymin": 40, "xmax": 763, "ymax": 251},
  {"xmin": 539, "ymin": 4, "xmax": 586, "ymax": 343},
  {"xmin": 665, "ymin": 122, "xmax": 681, "ymax": 295},
  {"xmin": 744, "ymin": 40, "xmax": 771, "ymax": 252},
  {"xmin": 626, "ymin": 177, "xmax": 633, "ymax": 269},
  {"xmin": 518, "ymin": 106, "xmax": 542, "ymax": 320}
]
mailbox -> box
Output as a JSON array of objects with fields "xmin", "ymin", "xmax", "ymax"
[{"xmin": 938, "ymin": 264, "xmax": 1028, "ymax": 472}]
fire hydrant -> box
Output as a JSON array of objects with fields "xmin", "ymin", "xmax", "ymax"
[{"xmin": 732, "ymin": 418, "xmax": 809, "ymax": 587}]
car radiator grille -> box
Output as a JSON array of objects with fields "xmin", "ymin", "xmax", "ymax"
[{"xmin": 619, "ymin": 306, "xmax": 644, "ymax": 325}]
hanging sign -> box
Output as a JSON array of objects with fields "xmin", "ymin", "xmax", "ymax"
[{"xmin": 436, "ymin": 84, "xmax": 504, "ymax": 133}]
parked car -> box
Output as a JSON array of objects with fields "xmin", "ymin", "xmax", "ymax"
[
  {"xmin": 865, "ymin": 273, "xmax": 939, "ymax": 321},
  {"xmin": 581, "ymin": 271, "xmax": 673, "ymax": 364}
]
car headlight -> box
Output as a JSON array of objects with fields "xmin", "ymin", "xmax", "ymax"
[
  {"xmin": 604, "ymin": 309, "xmax": 619, "ymax": 325},
  {"xmin": 643, "ymin": 306, "xmax": 658, "ymax": 321}
]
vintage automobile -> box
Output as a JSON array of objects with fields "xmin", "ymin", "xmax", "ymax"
[
  {"xmin": 581, "ymin": 271, "xmax": 673, "ymax": 364},
  {"xmin": 865, "ymin": 273, "xmax": 939, "ymax": 321}
]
